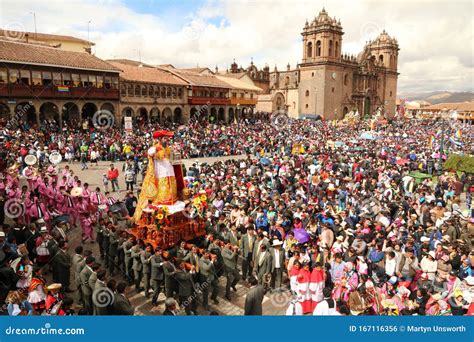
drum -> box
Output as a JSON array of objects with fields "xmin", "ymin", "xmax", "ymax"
[
  {"xmin": 24, "ymin": 155, "xmax": 37, "ymax": 166},
  {"xmin": 70, "ymin": 187, "xmax": 83, "ymax": 197},
  {"xmin": 52, "ymin": 214, "xmax": 70, "ymax": 225},
  {"xmin": 98, "ymin": 204, "xmax": 108, "ymax": 211},
  {"xmin": 49, "ymin": 152, "xmax": 63, "ymax": 165},
  {"xmin": 109, "ymin": 201, "xmax": 127, "ymax": 217}
]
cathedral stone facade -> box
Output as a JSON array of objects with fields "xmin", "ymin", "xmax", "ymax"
[{"xmin": 266, "ymin": 8, "xmax": 399, "ymax": 120}]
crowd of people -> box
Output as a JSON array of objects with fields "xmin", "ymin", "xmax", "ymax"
[{"xmin": 0, "ymin": 113, "xmax": 473, "ymax": 316}]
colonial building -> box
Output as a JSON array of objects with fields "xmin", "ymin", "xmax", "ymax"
[
  {"xmin": 0, "ymin": 29, "xmax": 94, "ymax": 53},
  {"xmin": 259, "ymin": 8, "xmax": 399, "ymax": 119},
  {"xmin": 108, "ymin": 60, "xmax": 189, "ymax": 125},
  {"xmin": 219, "ymin": 59, "xmax": 270, "ymax": 93},
  {"xmin": 0, "ymin": 39, "xmax": 120, "ymax": 128}
]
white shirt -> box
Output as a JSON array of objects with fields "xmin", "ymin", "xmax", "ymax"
[
  {"xmin": 274, "ymin": 249, "xmax": 281, "ymax": 269},
  {"xmin": 385, "ymin": 258, "xmax": 397, "ymax": 276}
]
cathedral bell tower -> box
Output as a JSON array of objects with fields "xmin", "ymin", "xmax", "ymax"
[{"xmin": 301, "ymin": 8, "xmax": 343, "ymax": 65}]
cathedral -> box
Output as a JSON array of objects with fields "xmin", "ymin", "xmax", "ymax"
[{"xmin": 260, "ymin": 8, "xmax": 399, "ymax": 120}]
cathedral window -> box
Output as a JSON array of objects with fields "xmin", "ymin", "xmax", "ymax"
[
  {"xmin": 344, "ymin": 74, "xmax": 348, "ymax": 86},
  {"xmin": 329, "ymin": 40, "xmax": 333, "ymax": 57},
  {"xmin": 307, "ymin": 42, "xmax": 313, "ymax": 58},
  {"xmin": 379, "ymin": 55, "xmax": 384, "ymax": 64},
  {"xmin": 335, "ymin": 42, "xmax": 339, "ymax": 58},
  {"xmin": 305, "ymin": 90, "xmax": 309, "ymax": 97},
  {"xmin": 316, "ymin": 41, "xmax": 321, "ymax": 56}
]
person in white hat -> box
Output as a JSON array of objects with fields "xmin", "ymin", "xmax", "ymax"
[
  {"xmin": 420, "ymin": 250, "xmax": 438, "ymax": 281},
  {"xmin": 270, "ymin": 239, "xmax": 284, "ymax": 291}
]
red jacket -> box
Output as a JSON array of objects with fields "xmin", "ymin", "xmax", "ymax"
[{"xmin": 107, "ymin": 168, "xmax": 119, "ymax": 180}]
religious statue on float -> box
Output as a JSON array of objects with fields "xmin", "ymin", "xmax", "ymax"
[{"xmin": 133, "ymin": 130, "xmax": 185, "ymax": 222}]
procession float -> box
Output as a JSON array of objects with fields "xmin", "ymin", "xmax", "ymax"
[{"xmin": 129, "ymin": 130, "xmax": 206, "ymax": 249}]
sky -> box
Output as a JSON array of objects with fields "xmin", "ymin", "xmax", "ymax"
[{"xmin": 0, "ymin": 0, "xmax": 472, "ymax": 94}]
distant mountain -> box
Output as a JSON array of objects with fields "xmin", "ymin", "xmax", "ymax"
[{"xmin": 399, "ymin": 91, "xmax": 474, "ymax": 104}]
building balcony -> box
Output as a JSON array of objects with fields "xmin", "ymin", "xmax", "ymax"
[
  {"xmin": 229, "ymin": 98, "xmax": 257, "ymax": 105},
  {"xmin": 0, "ymin": 83, "xmax": 120, "ymax": 100},
  {"xmin": 188, "ymin": 96, "xmax": 230, "ymax": 105}
]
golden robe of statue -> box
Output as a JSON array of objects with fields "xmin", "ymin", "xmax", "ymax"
[{"xmin": 133, "ymin": 141, "xmax": 178, "ymax": 222}]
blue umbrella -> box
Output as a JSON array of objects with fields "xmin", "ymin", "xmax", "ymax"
[{"xmin": 260, "ymin": 157, "xmax": 271, "ymax": 166}]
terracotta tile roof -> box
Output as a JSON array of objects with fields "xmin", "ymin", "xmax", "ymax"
[
  {"xmin": 215, "ymin": 75, "xmax": 262, "ymax": 92},
  {"xmin": 108, "ymin": 61, "xmax": 188, "ymax": 86},
  {"xmin": 0, "ymin": 39, "xmax": 118, "ymax": 72},
  {"xmin": 0, "ymin": 29, "xmax": 93, "ymax": 45},
  {"xmin": 423, "ymin": 101, "xmax": 474, "ymax": 112},
  {"xmin": 217, "ymin": 71, "xmax": 247, "ymax": 79},
  {"xmin": 165, "ymin": 68, "xmax": 231, "ymax": 88},
  {"xmin": 179, "ymin": 67, "xmax": 212, "ymax": 74}
]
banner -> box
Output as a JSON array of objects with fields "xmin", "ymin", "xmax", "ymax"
[
  {"xmin": 0, "ymin": 316, "xmax": 471, "ymax": 342},
  {"xmin": 124, "ymin": 116, "xmax": 133, "ymax": 131}
]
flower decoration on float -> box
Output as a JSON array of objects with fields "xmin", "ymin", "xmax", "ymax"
[
  {"xmin": 151, "ymin": 205, "xmax": 170, "ymax": 230},
  {"xmin": 189, "ymin": 190, "xmax": 209, "ymax": 218}
]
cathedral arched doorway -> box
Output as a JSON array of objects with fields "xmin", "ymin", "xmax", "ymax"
[
  {"xmin": 228, "ymin": 108, "xmax": 235, "ymax": 123},
  {"xmin": 343, "ymin": 107, "xmax": 349, "ymax": 117},
  {"xmin": 272, "ymin": 92, "xmax": 285, "ymax": 111},
  {"xmin": 364, "ymin": 98, "xmax": 371, "ymax": 118}
]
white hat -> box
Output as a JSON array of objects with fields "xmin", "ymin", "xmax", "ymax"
[
  {"xmin": 40, "ymin": 226, "xmax": 48, "ymax": 233},
  {"xmin": 272, "ymin": 240, "xmax": 283, "ymax": 246},
  {"xmin": 428, "ymin": 251, "xmax": 436, "ymax": 259},
  {"xmin": 36, "ymin": 218, "xmax": 45, "ymax": 224},
  {"xmin": 420, "ymin": 236, "xmax": 430, "ymax": 243},
  {"xmin": 464, "ymin": 276, "xmax": 474, "ymax": 286},
  {"xmin": 0, "ymin": 231, "xmax": 5, "ymax": 237},
  {"xmin": 262, "ymin": 231, "xmax": 268, "ymax": 237},
  {"xmin": 336, "ymin": 235, "xmax": 344, "ymax": 241}
]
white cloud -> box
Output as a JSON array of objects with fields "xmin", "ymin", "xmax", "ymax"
[{"xmin": 0, "ymin": 0, "xmax": 472, "ymax": 93}]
